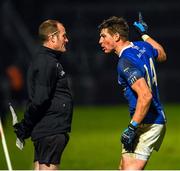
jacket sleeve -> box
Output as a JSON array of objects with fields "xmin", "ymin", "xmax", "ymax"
[{"xmin": 22, "ymin": 57, "xmax": 57, "ymax": 135}]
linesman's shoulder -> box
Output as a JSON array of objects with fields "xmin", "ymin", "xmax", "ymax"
[{"xmin": 32, "ymin": 52, "xmax": 56, "ymax": 70}]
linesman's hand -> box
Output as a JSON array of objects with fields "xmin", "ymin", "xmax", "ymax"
[
  {"xmin": 13, "ymin": 122, "xmax": 31, "ymax": 142},
  {"xmin": 121, "ymin": 123, "xmax": 137, "ymax": 152}
]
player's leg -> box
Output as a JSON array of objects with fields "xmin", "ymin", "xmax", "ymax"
[
  {"xmin": 119, "ymin": 124, "xmax": 166, "ymax": 170},
  {"xmin": 119, "ymin": 153, "xmax": 147, "ymax": 170}
]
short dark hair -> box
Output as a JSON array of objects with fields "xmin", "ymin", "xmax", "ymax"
[
  {"xmin": 38, "ymin": 20, "xmax": 61, "ymax": 43},
  {"xmin": 98, "ymin": 16, "xmax": 129, "ymax": 41}
]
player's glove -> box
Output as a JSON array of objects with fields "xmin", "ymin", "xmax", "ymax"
[
  {"xmin": 133, "ymin": 12, "xmax": 148, "ymax": 36},
  {"xmin": 121, "ymin": 122, "xmax": 138, "ymax": 152}
]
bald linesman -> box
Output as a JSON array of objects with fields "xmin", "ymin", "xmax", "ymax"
[{"xmin": 14, "ymin": 20, "xmax": 73, "ymax": 170}]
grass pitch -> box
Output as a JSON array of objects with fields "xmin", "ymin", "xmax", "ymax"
[{"xmin": 0, "ymin": 104, "xmax": 180, "ymax": 169}]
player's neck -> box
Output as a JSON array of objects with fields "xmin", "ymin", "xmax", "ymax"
[{"xmin": 115, "ymin": 40, "xmax": 131, "ymax": 56}]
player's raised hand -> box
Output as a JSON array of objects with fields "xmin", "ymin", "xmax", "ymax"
[
  {"xmin": 133, "ymin": 12, "xmax": 148, "ymax": 35},
  {"xmin": 121, "ymin": 123, "xmax": 137, "ymax": 152}
]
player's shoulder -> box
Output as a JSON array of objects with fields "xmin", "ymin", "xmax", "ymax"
[
  {"xmin": 120, "ymin": 42, "xmax": 144, "ymax": 58},
  {"xmin": 133, "ymin": 41, "xmax": 154, "ymax": 50},
  {"xmin": 118, "ymin": 55, "xmax": 136, "ymax": 73},
  {"xmin": 133, "ymin": 40, "xmax": 148, "ymax": 45},
  {"xmin": 120, "ymin": 48, "xmax": 138, "ymax": 65},
  {"xmin": 134, "ymin": 41, "xmax": 158, "ymax": 58}
]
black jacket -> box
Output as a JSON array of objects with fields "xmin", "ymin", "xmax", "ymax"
[{"xmin": 23, "ymin": 46, "xmax": 73, "ymax": 141}]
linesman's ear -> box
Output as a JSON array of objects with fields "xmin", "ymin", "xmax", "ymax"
[
  {"xmin": 114, "ymin": 33, "xmax": 120, "ymax": 42},
  {"xmin": 49, "ymin": 35, "xmax": 56, "ymax": 43}
]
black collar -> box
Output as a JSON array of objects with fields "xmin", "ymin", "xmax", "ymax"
[{"xmin": 40, "ymin": 46, "xmax": 62, "ymax": 59}]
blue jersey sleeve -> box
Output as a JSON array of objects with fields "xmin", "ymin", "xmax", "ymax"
[
  {"xmin": 143, "ymin": 41, "xmax": 158, "ymax": 59},
  {"xmin": 118, "ymin": 57, "xmax": 144, "ymax": 86}
]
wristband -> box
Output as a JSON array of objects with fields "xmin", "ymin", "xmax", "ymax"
[
  {"xmin": 130, "ymin": 120, "xmax": 139, "ymax": 127},
  {"xmin": 141, "ymin": 34, "xmax": 150, "ymax": 41}
]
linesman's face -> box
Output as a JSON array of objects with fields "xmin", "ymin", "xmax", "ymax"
[
  {"xmin": 99, "ymin": 28, "xmax": 116, "ymax": 53},
  {"xmin": 53, "ymin": 24, "xmax": 68, "ymax": 52}
]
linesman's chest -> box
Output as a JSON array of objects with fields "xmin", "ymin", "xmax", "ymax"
[{"xmin": 56, "ymin": 62, "xmax": 68, "ymax": 87}]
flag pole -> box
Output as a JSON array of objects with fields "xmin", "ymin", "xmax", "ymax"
[{"xmin": 0, "ymin": 117, "xmax": 13, "ymax": 171}]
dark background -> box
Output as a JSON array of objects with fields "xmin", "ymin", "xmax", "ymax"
[{"xmin": 0, "ymin": 0, "xmax": 180, "ymax": 109}]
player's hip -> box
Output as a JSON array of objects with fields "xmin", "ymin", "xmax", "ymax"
[{"xmin": 122, "ymin": 123, "xmax": 166, "ymax": 160}]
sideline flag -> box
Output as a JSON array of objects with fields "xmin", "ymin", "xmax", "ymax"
[{"xmin": 9, "ymin": 103, "xmax": 24, "ymax": 150}]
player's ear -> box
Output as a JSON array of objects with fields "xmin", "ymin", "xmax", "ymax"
[{"xmin": 114, "ymin": 33, "xmax": 120, "ymax": 42}]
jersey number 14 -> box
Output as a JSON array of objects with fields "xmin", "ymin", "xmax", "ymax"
[{"xmin": 143, "ymin": 58, "xmax": 157, "ymax": 91}]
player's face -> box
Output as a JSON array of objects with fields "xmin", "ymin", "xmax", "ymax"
[
  {"xmin": 54, "ymin": 24, "xmax": 68, "ymax": 52},
  {"xmin": 99, "ymin": 28, "xmax": 116, "ymax": 53}
]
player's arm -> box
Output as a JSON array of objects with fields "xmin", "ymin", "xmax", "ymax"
[
  {"xmin": 119, "ymin": 58, "xmax": 152, "ymax": 122},
  {"xmin": 142, "ymin": 36, "xmax": 166, "ymax": 62},
  {"xmin": 133, "ymin": 12, "xmax": 167, "ymax": 62},
  {"xmin": 121, "ymin": 77, "xmax": 152, "ymax": 151},
  {"xmin": 120, "ymin": 58, "xmax": 152, "ymax": 151},
  {"xmin": 130, "ymin": 77, "xmax": 152, "ymax": 124}
]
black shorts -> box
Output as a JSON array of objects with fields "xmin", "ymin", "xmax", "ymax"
[{"xmin": 33, "ymin": 133, "xmax": 69, "ymax": 164}]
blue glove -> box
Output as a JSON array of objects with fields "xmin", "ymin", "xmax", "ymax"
[
  {"xmin": 133, "ymin": 12, "xmax": 148, "ymax": 35},
  {"xmin": 121, "ymin": 123, "xmax": 137, "ymax": 152}
]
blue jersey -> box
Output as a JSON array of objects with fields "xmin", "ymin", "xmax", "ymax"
[{"xmin": 117, "ymin": 41, "xmax": 166, "ymax": 124}]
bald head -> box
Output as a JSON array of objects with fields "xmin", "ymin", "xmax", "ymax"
[{"xmin": 38, "ymin": 20, "xmax": 63, "ymax": 44}]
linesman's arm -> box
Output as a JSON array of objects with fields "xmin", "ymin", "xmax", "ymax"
[
  {"xmin": 24, "ymin": 58, "xmax": 57, "ymax": 128},
  {"xmin": 14, "ymin": 58, "xmax": 57, "ymax": 140}
]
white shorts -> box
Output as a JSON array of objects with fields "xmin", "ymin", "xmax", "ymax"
[{"xmin": 122, "ymin": 124, "xmax": 166, "ymax": 160}]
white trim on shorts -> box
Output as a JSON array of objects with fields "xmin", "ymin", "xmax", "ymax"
[{"xmin": 122, "ymin": 124, "xmax": 166, "ymax": 160}]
